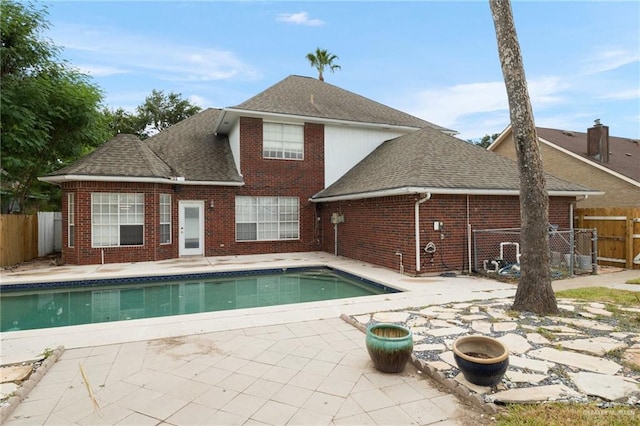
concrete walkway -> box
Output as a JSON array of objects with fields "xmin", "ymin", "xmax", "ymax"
[{"xmin": 1, "ymin": 253, "xmax": 638, "ymax": 425}]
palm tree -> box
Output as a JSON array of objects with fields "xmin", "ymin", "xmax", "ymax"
[{"xmin": 306, "ymin": 48, "xmax": 341, "ymax": 81}]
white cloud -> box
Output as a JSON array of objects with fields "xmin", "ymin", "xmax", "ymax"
[
  {"xmin": 276, "ymin": 12, "xmax": 324, "ymax": 27},
  {"xmin": 407, "ymin": 81, "xmax": 507, "ymax": 128},
  {"xmin": 49, "ymin": 24, "xmax": 259, "ymax": 83},
  {"xmin": 582, "ymin": 48, "xmax": 640, "ymax": 75},
  {"xmin": 188, "ymin": 95, "xmax": 206, "ymax": 107},
  {"xmin": 404, "ymin": 76, "xmax": 567, "ymax": 129},
  {"xmin": 74, "ymin": 64, "xmax": 128, "ymax": 77},
  {"xmin": 598, "ymin": 87, "xmax": 640, "ymax": 101}
]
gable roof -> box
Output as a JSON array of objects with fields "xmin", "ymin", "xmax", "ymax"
[
  {"xmin": 40, "ymin": 109, "xmax": 243, "ymax": 186},
  {"xmin": 216, "ymin": 75, "xmax": 454, "ymax": 134},
  {"xmin": 535, "ymin": 127, "xmax": 639, "ymax": 183},
  {"xmin": 312, "ymin": 127, "xmax": 600, "ymax": 202}
]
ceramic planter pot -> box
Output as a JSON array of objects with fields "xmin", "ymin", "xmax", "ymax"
[
  {"xmin": 452, "ymin": 335, "xmax": 509, "ymax": 386},
  {"xmin": 366, "ymin": 323, "xmax": 413, "ymax": 373}
]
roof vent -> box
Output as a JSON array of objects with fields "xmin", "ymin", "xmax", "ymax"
[{"xmin": 562, "ymin": 131, "xmax": 574, "ymax": 136}]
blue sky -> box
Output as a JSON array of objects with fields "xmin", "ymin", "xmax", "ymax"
[{"xmin": 43, "ymin": 1, "xmax": 639, "ymax": 140}]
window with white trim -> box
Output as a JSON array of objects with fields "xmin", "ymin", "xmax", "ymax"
[
  {"xmin": 263, "ymin": 122, "xmax": 304, "ymax": 159},
  {"xmin": 235, "ymin": 196, "xmax": 299, "ymax": 241},
  {"xmin": 159, "ymin": 194, "xmax": 171, "ymax": 244},
  {"xmin": 91, "ymin": 193, "xmax": 144, "ymax": 247},
  {"xmin": 68, "ymin": 193, "xmax": 75, "ymax": 248}
]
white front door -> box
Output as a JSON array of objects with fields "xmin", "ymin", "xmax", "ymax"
[{"xmin": 179, "ymin": 201, "xmax": 204, "ymax": 256}]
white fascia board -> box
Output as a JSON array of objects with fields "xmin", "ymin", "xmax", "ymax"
[
  {"xmin": 222, "ymin": 108, "xmax": 423, "ymax": 133},
  {"xmin": 486, "ymin": 124, "xmax": 512, "ymax": 151},
  {"xmin": 537, "ymin": 137, "xmax": 640, "ymax": 188},
  {"xmin": 309, "ymin": 186, "xmax": 602, "ymax": 202},
  {"xmin": 38, "ymin": 175, "xmax": 245, "ymax": 187}
]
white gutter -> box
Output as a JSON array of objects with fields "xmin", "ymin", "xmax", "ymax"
[
  {"xmin": 38, "ymin": 175, "xmax": 245, "ymax": 187},
  {"xmin": 310, "ymin": 187, "xmax": 602, "ymax": 203},
  {"xmin": 415, "ymin": 193, "xmax": 431, "ymax": 273}
]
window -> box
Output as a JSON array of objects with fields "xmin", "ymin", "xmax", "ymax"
[
  {"xmin": 159, "ymin": 194, "xmax": 171, "ymax": 244},
  {"xmin": 236, "ymin": 196, "xmax": 299, "ymax": 241},
  {"xmin": 91, "ymin": 193, "xmax": 144, "ymax": 247},
  {"xmin": 68, "ymin": 193, "xmax": 75, "ymax": 248},
  {"xmin": 263, "ymin": 122, "xmax": 304, "ymax": 159}
]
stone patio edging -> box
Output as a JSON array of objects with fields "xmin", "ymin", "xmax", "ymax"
[
  {"xmin": 339, "ymin": 313, "xmax": 499, "ymax": 414},
  {"xmin": 0, "ymin": 346, "xmax": 65, "ymax": 424}
]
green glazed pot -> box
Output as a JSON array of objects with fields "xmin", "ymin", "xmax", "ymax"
[{"xmin": 366, "ymin": 323, "xmax": 413, "ymax": 373}]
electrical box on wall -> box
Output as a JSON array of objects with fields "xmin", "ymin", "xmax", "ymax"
[
  {"xmin": 433, "ymin": 221, "xmax": 443, "ymax": 231},
  {"xmin": 331, "ymin": 213, "xmax": 345, "ymax": 224}
]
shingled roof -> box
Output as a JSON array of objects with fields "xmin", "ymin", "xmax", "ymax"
[
  {"xmin": 312, "ymin": 127, "xmax": 599, "ymax": 201},
  {"xmin": 41, "ymin": 108, "xmax": 243, "ymax": 185},
  {"xmin": 536, "ymin": 127, "xmax": 639, "ymax": 182},
  {"xmin": 43, "ymin": 133, "xmax": 173, "ymax": 180},
  {"xmin": 145, "ymin": 108, "xmax": 242, "ymax": 183},
  {"xmin": 230, "ymin": 75, "xmax": 452, "ymax": 132}
]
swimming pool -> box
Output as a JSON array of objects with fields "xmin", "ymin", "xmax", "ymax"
[{"xmin": 0, "ymin": 267, "xmax": 399, "ymax": 332}]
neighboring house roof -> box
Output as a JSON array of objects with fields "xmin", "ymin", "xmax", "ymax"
[
  {"xmin": 535, "ymin": 127, "xmax": 639, "ymax": 183},
  {"xmin": 40, "ymin": 109, "xmax": 243, "ymax": 186},
  {"xmin": 312, "ymin": 126, "xmax": 599, "ymax": 202},
  {"xmin": 216, "ymin": 75, "xmax": 454, "ymax": 134}
]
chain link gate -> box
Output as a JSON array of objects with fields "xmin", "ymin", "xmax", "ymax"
[{"xmin": 472, "ymin": 228, "xmax": 597, "ymax": 278}]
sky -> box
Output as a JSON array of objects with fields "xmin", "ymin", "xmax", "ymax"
[{"xmin": 42, "ymin": 1, "xmax": 640, "ymax": 141}]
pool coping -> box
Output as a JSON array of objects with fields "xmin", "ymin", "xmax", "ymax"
[{"xmin": 0, "ymin": 265, "xmax": 402, "ymax": 294}]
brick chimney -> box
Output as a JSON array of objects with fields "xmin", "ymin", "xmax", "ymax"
[{"xmin": 587, "ymin": 119, "xmax": 609, "ymax": 163}]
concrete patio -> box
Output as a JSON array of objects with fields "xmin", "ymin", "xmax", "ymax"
[{"xmin": 1, "ymin": 253, "xmax": 638, "ymax": 425}]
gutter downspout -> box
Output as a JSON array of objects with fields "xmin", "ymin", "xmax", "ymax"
[{"xmin": 415, "ymin": 193, "xmax": 431, "ymax": 273}]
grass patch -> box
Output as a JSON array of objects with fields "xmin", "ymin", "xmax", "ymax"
[
  {"xmin": 555, "ymin": 287, "xmax": 640, "ymax": 307},
  {"xmin": 496, "ymin": 403, "xmax": 639, "ymax": 426},
  {"xmin": 498, "ymin": 287, "xmax": 640, "ymax": 424},
  {"xmin": 535, "ymin": 327, "xmax": 557, "ymax": 341},
  {"xmin": 626, "ymin": 277, "xmax": 640, "ymax": 285}
]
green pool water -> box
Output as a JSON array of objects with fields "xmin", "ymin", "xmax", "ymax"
[{"xmin": 0, "ymin": 269, "xmax": 395, "ymax": 332}]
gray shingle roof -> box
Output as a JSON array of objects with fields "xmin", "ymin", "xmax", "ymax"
[
  {"xmin": 312, "ymin": 126, "xmax": 597, "ymax": 200},
  {"xmin": 145, "ymin": 108, "xmax": 242, "ymax": 183},
  {"xmin": 46, "ymin": 133, "xmax": 173, "ymax": 179},
  {"xmin": 43, "ymin": 109, "xmax": 243, "ymax": 184},
  {"xmin": 233, "ymin": 75, "xmax": 452, "ymax": 132},
  {"xmin": 536, "ymin": 127, "xmax": 639, "ymax": 182}
]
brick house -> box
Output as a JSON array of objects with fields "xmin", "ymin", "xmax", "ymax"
[
  {"xmin": 489, "ymin": 121, "xmax": 639, "ymax": 208},
  {"xmin": 40, "ymin": 75, "xmax": 599, "ymax": 274}
]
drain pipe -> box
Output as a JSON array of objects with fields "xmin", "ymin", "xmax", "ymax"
[{"xmin": 415, "ymin": 193, "xmax": 431, "ymax": 273}]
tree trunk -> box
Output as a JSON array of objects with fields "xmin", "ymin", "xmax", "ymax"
[{"xmin": 489, "ymin": 0, "xmax": 558, "ymax": 315}]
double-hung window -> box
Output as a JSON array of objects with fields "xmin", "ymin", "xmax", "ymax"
[
  {"xmin": 68, "ymin": 193, "xmax": 75, "ymax": 247},
  {"xmin": 263, "ymin": 122, "xmax": 304, "ymax": 159},
  {"xmin": 236, "ymin": 196, "xmax": 299, "ymax": 241},
  {"xmin": 92, "ymin": 193, "xmax": 144, "ymax": 247},
  {"xmin": 159, "ymin": 194, "xmax": 171, "ymax": 244}
]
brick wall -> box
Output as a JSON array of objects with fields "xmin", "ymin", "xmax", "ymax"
[
  {"xmin": 60, "ymin": 117, "xmax": 325, "ymax": 265},
  {"xmin": 319, "ymin": 194, "xmax": 573, "ymax": 275},
  {"xmin": 61, "ymin": 181, "xmax": 178, "ymax": 265}
]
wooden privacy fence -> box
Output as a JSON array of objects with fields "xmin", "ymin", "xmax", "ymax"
[
  {"xmin": 0, "ymin": 214, "xmax": 38, "ymax": 267},
  {"xmin": 575, "ymin": 207, "xmax": 640, "ymax": 270}
]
